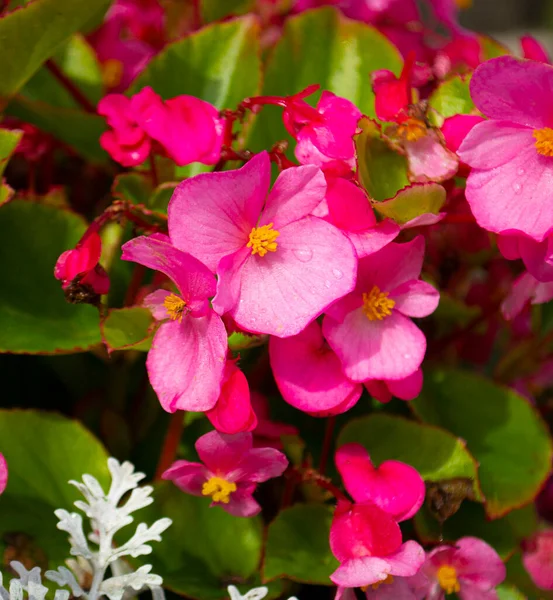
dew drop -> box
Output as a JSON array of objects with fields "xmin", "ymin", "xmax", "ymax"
[
  {"xmin": 332, "ymin": 268, "xmax": 343, "ymax": 280},
  {"xmin": 517, "ymin": 168, "xmax": 525, "ymax": 175},
  {"xmin": 513, "ymin": 182, "xmax": 522, "ymax": 194},
  {"xmin": 325, "ymin": 280, "xmax": 332, "ymax": 289},
  {"xmin": 293, "ymin": 247, "xmax": 313, "ymax": 262}
]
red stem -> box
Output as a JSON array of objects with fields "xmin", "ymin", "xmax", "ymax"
[
  {"xmin": 319, "ymin": 416, "xmax": 336, "ymax": 475},
  {"xmin": 45, "ymin": 59, "xmax": 96, "ymax": 114},
  {"xmin": 155, "ymin": 411, "xmax": 185, "ymax": 480}
]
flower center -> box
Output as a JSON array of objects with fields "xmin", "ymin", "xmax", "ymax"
[
  {"xmin": 102, "ymin": 59, "xmax": 124, "ymax": 89},
  {"xmin": 201, "ymin": 476, "xmax": 237, "ymax": 504},
  {"xmin": 533, "ymin": 127, "xmax": 553, "ymax": 157},
  {"xmin": 247, "ymin": 223, "xmax": 280, "ymax": 257},
  {"xmin": 437, "ymin": 565, "xmax": 461, "ymax": 595},
  {"xmin": 396, "ymin": 117, "xmax": 428, "ymax": 142},
  {"xmin": 163, "ymin": 293, "xmax": 187, "ymax": 322},
  {"xmin": 362, "ymin": 286, "xmax": 395, "ymax": 321}
]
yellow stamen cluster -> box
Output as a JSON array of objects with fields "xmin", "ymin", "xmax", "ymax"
[
  {"xmin": 163, "ymin": 293, "xmax": 187, "ymax": 322},
  {"xmin": 201, "ymin": 476, "xmax": 237, "ymax": 504},
  {"xmin": 437, "ymin": 565, "xmax": 461, "ymax": 595},
  {"xmin": 362, "ymin": 286, "xmax": 395, "ymax": 321},
  {"xmin": 247, "ymin": 223, "xmax": 280, "ymax": 257},
  {"xmin": 396, "ymin": 118, "xmax": 428, "ymax": 143},
  {"xmin": 533, "ymin": 128, "xmax": 553, "ymax": 157},
  {"xmin": 102, "ymin": 59, "xmax": 124, "ymax": 89},
  {"xmin": 370, "ymin": 575, "xmax": 394, "ymax": 591}
]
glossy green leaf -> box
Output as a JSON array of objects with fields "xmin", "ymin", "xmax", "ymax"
[
  {"xmin": 130, "ymin": 16, "xmax": 262, "ymax": 109},
  {"xmin": 337, "ymin": 413, "xmax": 480, "ymax": 496},
  {"xmin": 101, "ymin": 307, "xmax": 155, "ymax": 352},
  {"xmin": 355, "ymin": 117, "xmax": 409, "ymax": 201},
  {"xmin": 0, "ymin": 129, "xmax": 23, "ymax": 178},
  {"xmin": 497, "ymin": 584, "xmax": 529, "ymax": 600},
  {"xmin": 248, "ymin": 7, "xmax": 402, "ymax": 151},
  {"xmin": 6, "ymin": 96, "xmax": 107, "ymax": 162},
  {"xmin": 428, "ymin": 74, "xmax": 475, "ymax": 120},
  {"xmin": 0, "ymin": 0, "xmax": 110, "ymax": 99},
  {"xmin": 0, "ymin": 201, "xmax": 102, "ymax": 353},
  {"xmin": 263, "ymin": 504, "xmax": 338, "ymax": 584},
  {"xmin": 373, "ymin": 183, "xmax": 446, "ymax": 224},
  {"xmin": 412, "ymin": 369, "xmax": 553, "ymax": 518},
  {"xmin": 135, "ymin": 482, "xmax": 263, "ymax": 600},
  {"xmin": 415, "ymin": 501, "xmax": 537, "ymax": 559},
  {"xmin": 228, "ymin": 331, "xmax": 267, "ymax": 351}
]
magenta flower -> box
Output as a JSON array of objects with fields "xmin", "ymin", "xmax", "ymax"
[
  {"xmin": 364, "ymin": 369, "xmax": 423, "ymax": 404},
  {"xmin": 121, "ymin": 234, "xmax": 227, "ymax": 412},
  {"xmin": 521, "ymin": 35, "xmax": 551, "ymax": 63},
  {"xmin": 523, "ymin": 530, "xmax": 553, "ymax": 590},
  {"xmin": 206, "ymin": 360, "xmax": 258, "ymax": 435},
  {"xmin": 458, "ymin": 57, "xmax": 553, "ymax": 242},
  {"xmin": 54, "ymin": 224, "xmax": 110, "ymax": 299},
  {"xmin": 335, "ymin": 444, "xmax": 425, "ymax": 522},
  {"xmin": 497, "ymin": 232, "xmax": 553, "ymax": 282},
  {"xmin": 323, "ymin": 237, "xmax": 439, "ymax": 381},
  {"xmin": 0, "ymin": 453, "xmax": 8, "ymax": 495},
  {"xmin": 501, "ymin": 271, "xmax": 553, "ymax": 321},
  {"xmin": 330, "ymin": 500, "xmax": 425, "ymax": 587},
  {"xmin": 421, "ymin": 537, "xmax": 506, "ymax": 599},
  {"xmin": 168, "ymin": 152, "xmax": 357, "ymax": 337},
  {"xmin": 269, "ymin": 320, "xmax": 362, "ymax": 416},
  {"xmin": 162, "ymin": 430, "xmax": 288, "ymax": 517}
]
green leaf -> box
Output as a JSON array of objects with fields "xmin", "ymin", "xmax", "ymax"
[
  {"xmin": 263, "ymin": 504, "xmax": 338, "ymax": 584},
  {"xmin": 415, "ymin": 501, "xmax": 537, "ymax": 559},
  {"xmin": 130, "ymin": 16, "xmax": 262, "ymax": 109},
  {"xmin": 101, "ymin": 307, "xmax": 155, "ymax": 352},
  {"xmin": 497, "ymin": 584, "xmax": 530, "ymax": 600},
  {"xmin": 373, "ymin": 183, "xmax": 446, "ymax": 224},
  {"xmin": 148, "ymin": 183, "xmax": 178, "ymax": 214},
  {"xmin": 135, "ymin": 482, "xmax": 263, "ymax": 600},
  {"xmin": 0, "ymin": 200, "xmax": 102, "ymax": 353},
  {"xmin": 228, "ymin": 331, "xmax": 267, "ymax": 351},
  {"xmin": 412, "ymin": 369, "xmax": 553, "ymax": 518},
  {"xmin": 337, "ymin": 413, "xmax": 480, "ymax": 495},
  {"xmin": 248, "ymin": 7, "xmax": 402, "ymax": 152},
  {"xmin": 0, "ymin": 0, "xmax": 110, "ymax": 100},
  {"xmin": 0, "ymin": 410, "xmax": 110, "ymax": 569},
  {"xmin": 355, "ymin": 117, "xmax": 409, "ymax": 201},
  {"xmin": 112, "ymin": 173, "xmax": 154, "ymax": 206},
  {"xmin": 201, "ymin": 0, "xmax": 255, "ymax": 22},
  {"xmin": 0, "ymin": 128, "xmax": 23, "ymax": 178},
  {"xmin": 479, "ymin": 35, "xmax": 511, "ymax": 60},
  {"xmin": 6, "ymin": 96, "xmax": 107, "ymax": 162},
  {"xmin": 428, "ymin": 74, "xmax": 475, "ymax": 120}
]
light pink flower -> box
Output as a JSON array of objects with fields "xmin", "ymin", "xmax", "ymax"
[
  {"xmin": 121, "ymin": 234, "xmax": 227, "ymax": 412},
  {"xmin": 206, "ymin": 360, "xmax": 257, "ymax": 434},
  {"xmin": 54, "ymin": 223, "xmax": 110, "ymax": 297},
  {"xmin": 458, "ymin": 57, "xmax": 553, "ymax": 242},
  {"xmin": 497, "ymin": 232, "xmax": 553, "ymax": 282},
  {"xmin": 0, "ymin": 454, "xmax": 8, "ymax": 495},
  {"xmin": 168, "ymin": 152, "xmax": 357, "ymax": 337},
  {"xmin": 501, "ymin": 271, "xmax": 553, "ymax": 321},
  {"xmin": 523, "ymin": 531, "xmax": 553, "ymax": 590},
  {"xmin": 364, "ymin": 369, "xmax": 423, "ymax": 404},
  {"xmin": 330, "ymin": 500, "xmax": 425, "ymax": 587},
  {"xmin": 162, "ymin": 430, "xmax": 288, "ymax": 517},
  {"xmin": 421, "ymin": 537, "xmax": 506, "ymax": 599},
  {"xmin": 335, "ymin": 444, "xmax": 425, "ymax": 522},
  {"xmin": 269, "ymin": 320, "xmax": 362, "ymax": 416},
  {"xmin": 323, "ymin": 237, "xmax": 439, "ymax": 381}
]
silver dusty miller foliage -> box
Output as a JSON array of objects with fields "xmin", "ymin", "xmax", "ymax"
[{"xmin": 0, "ymin": 458, "xmax": 171, "ymax": 600}]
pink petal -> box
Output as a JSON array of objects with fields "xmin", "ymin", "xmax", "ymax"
[
  {"xmin": 458, "ymin": 583, "xmax": 501, "ymax": 600},
  {"xmin": 195, "ymin": 430, "xmax": 253, "ymax": 475},
  {"xmin": 121, "ymin": 235, "xmax": 216, "ymax": 300},
  {"xmin": 348, "ymin": 220, "xmax": 400, "ymax": 259},
  {"xmin": 324, "ymin": 177, "xmax": 377, "ymax": 232},
  {"xmin": 227, "ymin": 447, "xmax": 289, "ymax": 483},
  {"xmin": 206, "ymin": 361, "xmax": 257, "ymax": 435},
  {"xmin": 470, "ymin": 56, "xmax": 553, "ymax": 128},
  {"xmin": 269, "ymin": 320, "xmax": 362, "ymax": 413},
  {"xmin": 501, "ymin": 272, "xmax": 539, "ymax": 321},
  {"xmin": 330, "ymin": 557, "xmax": 392, "ymax": 587},
  {"xmin": 521, "ymin": 35, "xmax": 551, "ymax": 63},
  {"xmin": 335, "ymin": 444, "xmax": 425, "ymax": 521},
  {"xmin": 226, "ymin": 217, "xmax": 357, "ymax": 337},
  {"xmin": 391, "ymin": 280, "xmax": 440, "ymax": 317},
  {"xmin": 386, "ymin": 541, "xmax": 426, "ymax": 577},
  {"xmin": 161, "ymin": 460, "xmax": 208, "ymax": 496},
  {"xmin": 405, "ymin": 133, "xmax": 458, "ymax": 183},
  {"xmin": 453, "ymin": 537, "xmax": 506, "ymax": 588},
  {"xmin": 364, "ymin": 576, "xmax": 423, "ymax": 600},
  {"xmin": 222, "ymin": 486, "xmax": 261, "ymax": 518},
  {"xmin": 212, "ymin": 247, "xmax": 250, "ymax": 316},
  {"xmin": 323, "ymin": 309, "xmax": 427, "ymax": 381},
  {"xmin": 168, "ymin": 152, "xmax": 271, "ymax": 271},
  {"xmin": 146, "ymin": 314, "xmax": 227, "ymax": 412},
  {"xmin": 387, "ymin": 369, "xmax": 423, "ymax": 400},
  {"xmin": 143, "ymin": 289, "xmax": 172, "ymax": 320},
  {"xmin": 0, "ymin": 454, "xmax": 8, "ymax": 495},
  {"xmin": 496, "ymin": 234, "xmax": 521, "ymax": 260},
  {"xmin": 364, "ymin": 380, "xmax": 392, "ymax": 403},
  {"xmin": 262, "ymin": 165, "xmax": 327, "ymax": 229},
  {"xmin": 518, "ymin": 235, "xmax": 553, "ymax": 282},
  {"xmin": 441, "ymin": 115, "xmax": 485, "ymax": 154},
  {"xmin": 522, "ymin": 531, "xmax": 553, "ymax": 591}
]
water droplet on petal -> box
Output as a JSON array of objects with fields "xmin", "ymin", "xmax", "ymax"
[
  {"xmin": 325, "ymin": 280, "xmax": 332, "ymax": 289},
  {"xmin": 517, "ymin": 168, "xmax": 525, "ymax": 175},
  {"xmin": 293, "ymin": 247, "xmax": 313, "ymax": 262},
  {"xmin": 513, "ymin": 182, "xmax": 522, "ymax": 194},
  {"xmin": 332, "ymin": 268, "xmax": 343, "ymax": 280}
]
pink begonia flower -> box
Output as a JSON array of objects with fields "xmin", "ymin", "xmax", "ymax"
[
  {"xmin": 206, "ymin": 360, "xmax": 257, "ymax": 434},
  {"xmin": 497, "ymin": 232, "xmax": 553, "ymax": 282},
  {"xmin": 0, "ymin": 454, "xmax": 8, "ymax": 495},
  {"xmin": 458, "ymin": 57, "xmax": 553, "ymax": 242},
  {"xmin": 121, "ymin": 234, "xmax": 227, "ymax": 412},
  {"xmin": 162, "ymin": 430, "xmax": 288, "ymax": 517},
  {"xmin": 285, "ymin": 91, "xmax": 361, "ymax": 170},
  {"xmin": 335, "ymin": 444, "xmax": 425, "ymax": 522},
  {"xmin": 501, "ymin": 271, "xmax": 553, "ymax": 321},
  {"xmin": 168, "ymin": 151, "xmax": 357, "ymax": 337},
  {"xmin": 323, "ymin": 237, "xmax": 439, "ymax": 381},
  {"xmin": 372, "ymin": 54, "xmax": 414, "ymax": 123},
  {"xmin": 434, "ymin": 35, "xmax": 482, "ymax": 79},
  {"xmin": 364, "ymin": 368, "xmax": 423, "ymax": 404},
  {"xmin": 441, "ymin": 114, "xmax": 485, "ymax": 155},
  {"xmin": 330, "ymin": 500, "xmax": 425, "ymax": 587},
  {"xmin": 421, "ymin": 537, "xmax": 506, "ymax": 599},
  {"xmin": 405, "ymin": 132, "xmax": 459, "ymax": 183},
  {"xmin": 362, "ymin": 572, "xmax": 428, "ymax": 599},
  {"xmin": 269, "ymin": 320, "xmax": 362, "ymax": 416},
  {"xmin": 251, "ymin": 392, "xmax": 299, "ymax": 449},
  {"xmin": 98, "ymin": 87, "xmax": 223, "ymax": 167},
  {"xmin": 523, "ymin": 531, "xmax": 553, "ymax": 590},
  {"xmin": 521, "ymin": 35, "xmax": 551, "ymax": 64},
  {"xmin": 314, "ymin": 177, "xmax": 399, "ymax": 258},
  {"xmin": 54, "ymin": 224, "xmax": 110, "ymax": 297}
]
